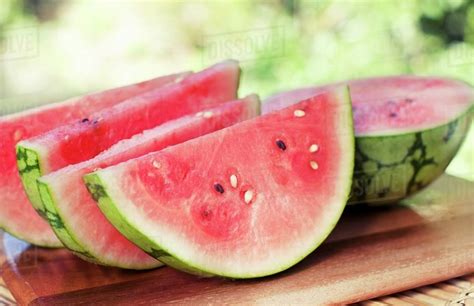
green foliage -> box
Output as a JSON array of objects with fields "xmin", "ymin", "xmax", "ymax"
[{"xmin": 0, "ymin": 0, "xmax": 472, "ymax": 180}]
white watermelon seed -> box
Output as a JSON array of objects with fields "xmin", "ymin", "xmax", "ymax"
[
  {"xmin": 244, "ymin": 190, "xmax": 253, "ymax": 204},
  {"xmin": 203, "ymin": 111, "xmax": 213, "ymax": 118},
  {"xmin": 152, "ymin": 160, "xmax": 161, "ymax": 169},
  {"xmin": 230, "ymin": 174, "xmax": 238, "ymax": 188},
  {"xmin": 309, "ymin": 144, "xmax": 319, "ymax": 153},
  {"xmin": 294, "ymin": 109, "xmax": 305, "ymax": 117},
  {"xmin": 64, "ymin": 135, "xmax": 70, "ymax": 141},
  {"xmin": 195, "ymin": 112, "xmax": 203, "ymax": 117},
  {"xmin": 310, "ymin": 160, "xmax": 319, "ymax": 170}
]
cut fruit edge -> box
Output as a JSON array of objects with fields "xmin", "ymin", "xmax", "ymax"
[
  {"xmin": 16, "ymin": 60, "xmax": 240, "ymax": 218},
  {"xmin": 354, "ymin": 105, "xmax": 472, "ymax": 140},
  {"xmin": 1, "ymin": 72, "xmax": 190, "ymax": 122},
  {"xmin": 84, "ymin": 86, "xmax": 355, "ymax": 278},
  {"xmin": 0, "ymin": 72, "xmax": 188, "ymax": 247},
  {"xmin": 37, "ymin": 180, "xmax": 109, "ymax": 262},
  {"xmin": 35, "ymin": 95, "xmax": 260, "ymax": 269},
  {"xmin": 263, "ymin": 76, "xmax": 474, "ymax": 137}
]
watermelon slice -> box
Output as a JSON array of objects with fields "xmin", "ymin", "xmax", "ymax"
[
  {"xmin": 264, "ymin": 76, "xmax": 473, "ymax": 204},
  {"xmin": 37, "ymin": 96, "xmax": 260, "ymax": 269},
  {"xmin": 84, "ymin": 86, "xmax": 354, "ymax": 278},
  {"xmin": 17, "ymin": 59, "xmax": 241, "ymax": 238},
  {"xmin": 0, "ymin": 72, "xmax": 186, "ymax": 247}
]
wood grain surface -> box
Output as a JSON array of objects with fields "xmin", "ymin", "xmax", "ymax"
[{"xmin": 1, "ymin": 174, "xmax": 473, "ymax": 305}]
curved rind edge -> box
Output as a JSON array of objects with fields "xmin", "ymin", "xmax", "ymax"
[
  {"xmin": 261, "ymin": 84, "xmax": 355, "ymax": 278},
  {"xmin": 15, "ymin": 145, "xmax": 48, "ymax": 217},
  {"xmin": 2, "ymin": 146, "xmax": 62, "ymax": 247},
  {"xmin": 83, "ymin": 85, "xmax": 355, "ymax": 278},
  {"xmin": 350, "ymin": 106, "xmax": 472, "ymax": 205},
  {"xmin": 37, "ymin": 179, "xmax": 99, "ymax": 261},
  {"xmin": 37, "ymin": 178, "xmax": 162, "ymax": 270},
  {"xmin": 83, "ymin": 174, "xmax": 199, "ymax": 275}
]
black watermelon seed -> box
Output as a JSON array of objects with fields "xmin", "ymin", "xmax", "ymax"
[
  {"xmin": 81, "ymin": 118, "xmax": 89, "ymax": 123},
  {"xmin": 389, "ymin": 112, "xmax": 397, "ymax": 118},
  {"xmin": 214, "ymin": 183, "xmax": 224, "ymax": 194},
  {"xmin": 276, "ymin": 139, "xmax": 286, "ymax": 151}
]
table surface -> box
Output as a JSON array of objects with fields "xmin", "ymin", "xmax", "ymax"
[{"xmin": 0, "ymin": 174, "xmax": 473, "ymax": 305}]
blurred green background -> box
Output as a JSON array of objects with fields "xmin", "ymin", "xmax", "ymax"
[{"xmin": 0, "ymin": 0, "xmax": 472, "ymax": 180}]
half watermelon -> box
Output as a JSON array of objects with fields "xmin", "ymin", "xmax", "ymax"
[
  {"xmin": 84, "ymin": 86, "xmax": 354, "ymax": 278},
  {"xmin": 264, "ymin": 76, "xmax": 473, "ymax": 204},
  {"xmin": 17, "ymin": 59, "xmax": 241, "ymax": 242},
  {"xmin": 0, "ymin": 72, "xmax": 185, "ymax": 247},
  {"xmin": 37, "ymin": 95, "xmax": 260, "ymax": 269}
]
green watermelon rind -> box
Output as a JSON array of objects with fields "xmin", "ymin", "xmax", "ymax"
[
  {"xmin": 33, "ymin": 97, "xmax": 257, "ymax": 269},
  {"xmin": 36, "ymin": 180, "xmax": 99, "ymax": 261},
  {"xmin": 83, "ymin": 173, "xmax": 211, "ymax": 276},
  {"xmin": 83, "ymin": 87, "xmax": 355, "ymax": 278},
  {"xmin": 16, "ymin": 61, "xmax": 242, "ymax": 220},
  {"xmin": 35, "ymin": 179, "xmax": 162, "ymax": 269},
  {"xmin": 264, "ymin": 77, "xmax": 473, "ymax": 205},
  {"xmin": 350, "ymin": 105, "xmax": 473, "ymax": 205},
  {"xmin": 15, "ymin": 145, "xmax": 47, "ymax": 215},
  {"xmin": 13, "ymin": 146, "xmax": 62, "ymax": 248}
]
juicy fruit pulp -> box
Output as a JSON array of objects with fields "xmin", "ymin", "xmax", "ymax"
[
  {"xmin": 0, "ymin": 72, "xmax": 185, "ymax": 247},
  {"xmin": 264, "ymin": 76, "xmax": 472, "ymax": 135},
  {"xmin": 264, "ymin": 76, "xmax": 473, "ymax": 204},
  {"xmin": 17, "ymin": 60, "xmax": 241, "ymax": 227},
  {"xmin": 84, "ymin": 86, "xmax": 354, "ymax": 278},
  {"xmin": 37, "ymin": 96, "xmax": 260, "ymax": 269}
]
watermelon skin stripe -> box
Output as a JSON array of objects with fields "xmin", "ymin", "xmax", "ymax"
[
  {"xmin": 39, "ymin": 168, "xmax": 161, "ymax": 269},
  {"xmin": 36, "ymin": 181, "xmax": 98, "ymax": 262},
  {"xmin": 16, "ymin": 148, "xmax": 102, "ymax": 261},
  {"xmin": 15, "ymin": 146, "xmax": 43, "ymax": 213},
  {"xmin": 16, "ymin": 146, "xmax": 46, "ymax": 219},
  {"xmin": 84, "ymin": 86, "xmax": 354, "ymax": 278},
  {"xmin": 351, "ymin": 107, "xmax": 472, "ymax": 204},
  {"xmin": 263, "ymin": 76, "xmax": 473, "ymax": 205}
]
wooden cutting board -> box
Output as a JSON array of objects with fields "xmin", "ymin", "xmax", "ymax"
[{"xmin": 1, "ymin": 174, "xmax": 473, "ymax": 305}]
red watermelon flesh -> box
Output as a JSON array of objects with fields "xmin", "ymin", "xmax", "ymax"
[
  {"xmin": 263, "ymin": 76, "xmax": 473, "ymax": 204},
  {"xmin": 263, "ymin": 76, "xmax": 473, "ymax": 135},
  {"xmin": 37, "ymin": 95, "xmax": 259, "ymax": 269},
  {"xmin": 0, "ymin": 72, "xmax": 185, "ymax": 247},
  {"xmin": 84, "ymin": 86, "xmax": 354, "ymax": 278},
  {"xmin": 17, "ymin": 60, "xmax": 241, "ymax": 236}
]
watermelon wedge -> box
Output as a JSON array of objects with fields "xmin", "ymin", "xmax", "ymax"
[
  {"xmin": 84, "ymin": 86, "xmax": 354, "ymax": 278},
  {"xmin": 264, "ymin": 76, "xmax": 473, "ymax": 204},
  {"xmin": 17, "ymin": 59, "xmax": 241, "ymax": 237},
  {"xmin": 0, "ymin": 72, "xmax": 186, "ymax": 247},
  {"xmin": 37, "ymin": 96, "xmax": 260, "ymax": 269}
]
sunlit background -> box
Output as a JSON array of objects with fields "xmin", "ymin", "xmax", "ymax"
[{"xmin": 0, "ymin": 0, "xmax": 472, "ymax": 180}]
